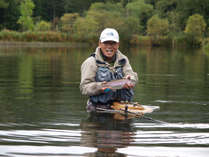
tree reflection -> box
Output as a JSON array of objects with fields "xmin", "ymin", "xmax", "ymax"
[{"xmin": 80, "ymin": 112, "xmax": 135, "ymax": 157}]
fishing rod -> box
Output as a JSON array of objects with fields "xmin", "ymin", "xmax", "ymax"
[
  {"xmin": 140, "ymin": 115, "xmax": 168, "ymax": 124},
  {"xmin": 96, "ymin": 107, "xmax": 167, "ymax": 124}
]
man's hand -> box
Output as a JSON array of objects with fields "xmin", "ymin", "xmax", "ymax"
[
  {"xmin": 123, "ymin": 75, "xmax": 134, "ymax": 89},
  {"xmin": 125, "ymin": 75, "xmax": 131, "ymax": 80},
  {"xmin": 101, "ymin": 82, "xmax": 112, "ymax": 93},
  {"xmin": 123, "ymin": 82, "xmax": 134, "ymax": 89}
]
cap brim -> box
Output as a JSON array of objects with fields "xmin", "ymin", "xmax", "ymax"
[{"xmin": 100, "ymin": 37, "xmax": 119, "ymax": 43}]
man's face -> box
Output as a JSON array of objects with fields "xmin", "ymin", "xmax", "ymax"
[{"xmin": 99, "ymin": 41, "xmax": 119, "ymax": 59}]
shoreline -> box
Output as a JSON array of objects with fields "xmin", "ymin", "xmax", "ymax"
[{"xmin": 0, "ymin": 41, "xmax": 89, "ymax": 48}]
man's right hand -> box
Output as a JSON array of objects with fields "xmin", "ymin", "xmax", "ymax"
[{"xmin": 101, "ymin": 82, "xmax": 112, "ymax": 93}]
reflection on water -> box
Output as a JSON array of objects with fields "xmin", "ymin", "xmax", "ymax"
[
  {"xmin": 0, "ymin": 46, "xmax": 209, "ymax": 157},
  {"xmin": 1, "ymin": 120, "xmax": 209, "ymax": 156},
  {"xmin": 81, "ymin": 113, "xmax": 134, "ymax": 157}
]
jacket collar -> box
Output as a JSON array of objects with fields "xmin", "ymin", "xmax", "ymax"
[{"xmin": 94, "ymin": 47, "xmax": 126, "ymax": 67}]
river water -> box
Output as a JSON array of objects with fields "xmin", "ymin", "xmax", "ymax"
[{"xmin": 0, "ymin": 45, "xmax": 209, "ymax": 157}]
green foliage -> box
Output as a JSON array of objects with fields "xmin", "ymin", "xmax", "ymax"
[
  {"xmin": 72, "ymin": 16, "xmax": 99, "ymax": 42},
  {"xmin": 0, "ymin": 29, "xmax": 22, "ymax": 41},
  {"xmin": 60, "ymin": 13, "xmax": 79, "ymax": 33},
  {"xmin": 0, "ymin": 29, "xmax": 68, "ymax": 42},
  {"xmin": 167, "ymin": 11, "xmax": 181, "ymax": 34},
  {"xmin": 119, "ymin": 16, "xmax": 143, "ymax": 41},
  {"xmin": 202, "ymin": 38, "xmax": 209, "ymax": 53},
  {"xmin": 63, "ymin": 0, "xmax": 93, "ymax": 14},
  {"xmin": 185, "ymin": 14, "xmax": 206, "ymax": 38},
  {"xmin": 87, "ymin": 1, "xmax": 125, "ymax": 31},
  {"xmin": 130, "ymin": 35, "xmax": 152, "ymax": 46},
  {"xmin": 172, "ymin": 32, "xmax": 200, "ymax": 48},
  {"xmin": 90, "ymin": 2, "xmax": 124, "ymax": 13},
  {"xmin": 35, "ymin": 21, "xmax": 51, "ymax": 31},
  {"xmin": 0, "ymin": 0, "xmax": 8, "ymax": 8},
  {"xmin": 155, "ymin": 0, "xmax": 180, "ymax": 34},
  {"xmin": 0, "ymin": 0, "xmax": 209, "ymax": 47},
  {"xmin": 147, "ymin": 15, "xmax": 169, "ymax": 38},
  {"xmin": 22, "ymin": 31, "xmax": 68, "ymax": 42},
  {"xmin": 72, "ymin": 2, "xmax": 121, "ymax": 42},
  {"xmin": 126, "ymin": 0, "xmax": 153, "ymax": 17},
  {"xmin": 183, "ymin": 14, "xmax": 206, "ymax": 47},
  {"xmin": 33, "ymin": 0, "xmax": 65, "ymax": 21},
  {"xmin": 130, "ymin": 34, "xmax": 171, "ymax": 47},
  {"xmin": 17, "ymin": 0, "xmax": 35, "ymax": 31},
  {"xmin": 0, "ymin": 0, "xmax": 21, "ymax": 30},
  {"xmin": 126, "ymin": 0, "xmax": 153, "ymax": 29},
  {"xmin": 156, "ymin": 0, "xmax": 177, "ymax": 17},
  {"xmin": 177, "ymin": 0, "xmax": 209, "ymax": 27},
  {"xmin": 88, "ymin": 10, "xmax": 124, "ymax": 31},
  {"xmin": 72, "ymin": 2, "xmax": 142, "ymax": 42}
]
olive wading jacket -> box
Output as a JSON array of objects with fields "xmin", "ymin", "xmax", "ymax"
[{"xmin": 80, "ymin": 47, "xmax": 138, "ymax": 96}]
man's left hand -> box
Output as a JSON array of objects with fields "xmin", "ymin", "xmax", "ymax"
[{"xmin": 123, "ymin": 82, "xmax": 134, "ymax": 89}]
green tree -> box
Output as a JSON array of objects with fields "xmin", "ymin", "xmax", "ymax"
[
  {"xmin": 126, "ymin": 0, "xmax": 153, "ymax": 31},
  {"xmin": 89, "ymin": 2, "xmax": 124, "ymax": 14},
  {"xmin": 17, "ymin": 0, "xmax": 35, "ymax": 31},
  {"xmin": 184, "ymin": 14, "xmax": 206, "ymax": 38},
  {"xmin": 167, "ymin": 11, "xmax": 181, "ymax": 34},
  {"xmin": 0, "ymin": 0, "xmax": 8, "ymax": 29},
  {"xmin": 60, "ymin": 13, "xmax": 79, "ymax": 33},
  {"xmin": 86, "ymin": 2, "xmax": 125, "ymax": 32},
  {"xmin": 33, "ymin": 0, "xmax": 65, "ymax": 21},
  {"xmin": 147, "ymin": 15, "xmax": 169, "ymax": 38},
  {"xmin": 156, "ymin": 0, "xmax": 177, "ymax": 18},
  {"xmin": 0, "ymin": 0, "xmax": 21, "ymax": 30},
  {"xmin": 35, "ymin": 20, "xmax": 51, "ymax": 31},
  {"xmin": 176, "ymin": 0, "xmax": 209, "ymax": 28},
  {"xmin": 0, "ymin": 0, "xmax": 8, "ymax": 8},
  {"xmin": 72, "ymin": 2, "xmax": 142, "ymax": 42},
  {"xmin": 154, "ymin": 0, "xmax": 181, "ymax": 34},
  {"xmin": 63, "ymin": 0, "xmax": 92, "ymax": 14},
  {"xmin": 73, "ymin": 16, "xmax": 99, "ymax": 41},
  {"xmin": 144, "ymin": 0, "xmax": 156, "ymax": 6},
  {"xmin": 119, "ymin": 16, "xmax": 143, "ymax": 41}
]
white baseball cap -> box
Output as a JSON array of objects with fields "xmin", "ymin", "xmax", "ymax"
[{"xmin": 99, "ymin": 28, "xmax": 119, "ymax": 43}]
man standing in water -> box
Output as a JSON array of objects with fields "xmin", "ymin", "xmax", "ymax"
[{"xmin": 80, "ymin": 28, "xmax": 138, "ymax": 110}]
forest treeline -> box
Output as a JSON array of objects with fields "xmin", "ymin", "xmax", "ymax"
[{"xmin": 0, "ymin": 0, "xmax": 209, "ymax": 49}]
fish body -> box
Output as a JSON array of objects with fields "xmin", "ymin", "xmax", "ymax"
[{"xmin": 102, "ymin": 79, "xmax": 132, "ymax": 90}]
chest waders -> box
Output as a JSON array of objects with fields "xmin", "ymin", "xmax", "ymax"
[{"xmin": 89, "ymin": 55, "xmax": 134, "ymax": 105}]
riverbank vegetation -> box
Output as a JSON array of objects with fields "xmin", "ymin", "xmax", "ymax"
[{"xmin": 0, "ymin": 0, "xmax": 209, "ymax": 50}]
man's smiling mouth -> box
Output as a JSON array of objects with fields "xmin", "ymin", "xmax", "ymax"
[{"xmin": 106, "ymin": 49, "xmax": 113, "ymax": 53}]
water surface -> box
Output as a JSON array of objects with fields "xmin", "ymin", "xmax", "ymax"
[{"xmin": 0, "ymin": 45, "xmax": 209, "ymax": 157}]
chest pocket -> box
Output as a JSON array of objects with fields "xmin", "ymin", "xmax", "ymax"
[
  {"xmin": 95, "ymin": 67, "xmax": 113, "ymax": 82},
  {"xmin": 95, "ymin": 66, "xmax": 124, "ymax": 82},
  {"xmin": 114, "ymin": 67, "xmax": 124, "ymax": 79}
]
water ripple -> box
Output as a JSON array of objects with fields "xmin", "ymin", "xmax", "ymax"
[
  {"xmin": 117, "ymin": 146, "xmax": 209, "ymax": 157},
  {"xmin": 0, "ymin": 146, "xmax": 96, "ymax": 157},
  {"xmin": 132, "ymin": 123, "xmax": 209, "ymax": 146},
  {"xmin": 134, "ymin": 123, "xmax": 209, "ymax": 129},
  {"xmin": 0, "ymin": 129, "xmax": 82, "ymax": 145}
]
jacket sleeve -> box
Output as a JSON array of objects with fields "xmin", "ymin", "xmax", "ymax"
[
  {"xmin": 80, "ymin": 57, "xmax": 103, "ymax": 96},
  {"xmin": 123, "ymin": 56, "xmax": 138, "ymax": 86}
]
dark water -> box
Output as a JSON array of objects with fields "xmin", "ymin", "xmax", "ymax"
[{"xmin": 0, "ymin": 45, "xmax": 209, "ymax": 157}]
